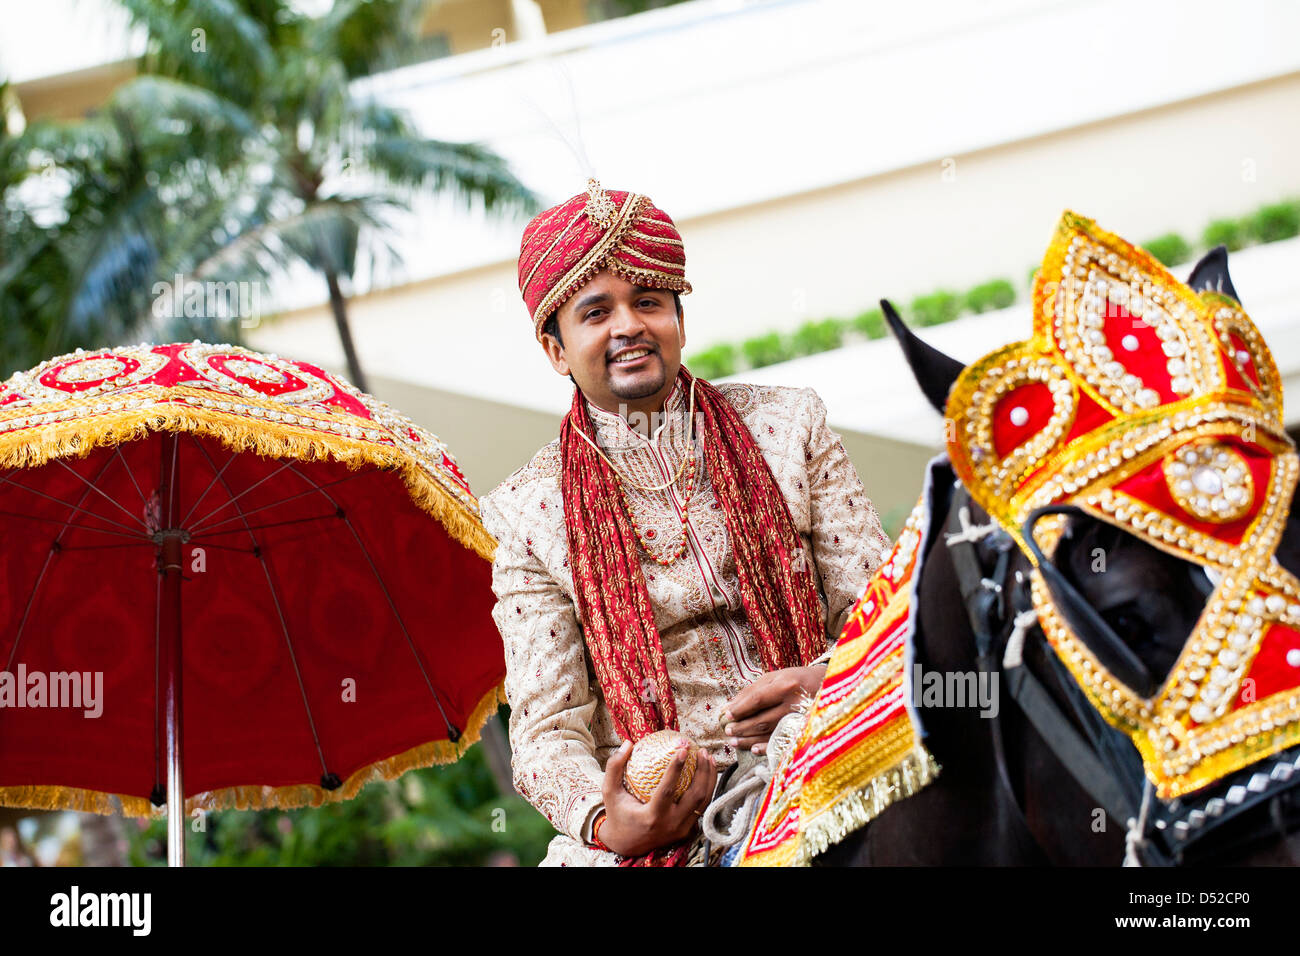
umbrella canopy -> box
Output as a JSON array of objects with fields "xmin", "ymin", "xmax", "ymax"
[{"xmin": 0, "ymin": 342, "xmax": 503, "ymax": 828}]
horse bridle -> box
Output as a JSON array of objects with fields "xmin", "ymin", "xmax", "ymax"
[{"xmin": 943, "ymin": 480, "xmax": 1300, "ymax": 865}]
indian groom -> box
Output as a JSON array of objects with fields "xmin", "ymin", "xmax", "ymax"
[{"xmin": 477, "ymin": 179, "xmax": 892, "ymax": 866}]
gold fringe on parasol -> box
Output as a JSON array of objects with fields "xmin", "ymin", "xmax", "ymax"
[
  {"xmin": 0, "ymin": 390, "xmax": 498, "ymax": 562},
  {"xmin": 0, "ymin": 682, "xmax": 507, "ymax": 819}
]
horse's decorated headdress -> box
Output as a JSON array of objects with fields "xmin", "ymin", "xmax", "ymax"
[{"xmin": 946, "ymin": 210, "xmax": 1300, "ymax": 798}]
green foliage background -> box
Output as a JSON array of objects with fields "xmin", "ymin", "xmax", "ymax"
[{"xmin": 124, "ymin": 739, "xmax": 556, "ymax": 866}]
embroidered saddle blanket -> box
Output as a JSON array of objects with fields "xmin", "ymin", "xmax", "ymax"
[{"xmin": 738, "ymin": 456, "xmax": 952, "ymax": 866}]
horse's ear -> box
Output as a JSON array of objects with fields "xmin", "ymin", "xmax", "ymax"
[
  {"xmin": 1186, "ymin": 246, "xmax": 1242, "ymax": 305},
  {"xmin": 881, "ymin": 298, "xmax": 966, "ymax": 414}
]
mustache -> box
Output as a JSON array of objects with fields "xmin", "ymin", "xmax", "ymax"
[{"xmin": 607, "ymin": 342, "xmax": 659, "ymax": 362}]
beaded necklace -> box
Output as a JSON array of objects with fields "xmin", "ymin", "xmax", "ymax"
[{"xmin": 575, "ymin": 376, "xmax": 698, "ymax": 565}]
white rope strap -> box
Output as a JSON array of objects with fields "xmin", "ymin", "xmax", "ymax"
[
  {"xmin": 943, "ymin": 505, "xmax": 1000, "ymax": 546},
  {"xmin": 701, "ymin": 703, "xmax": 810, "ymax": 847},
  {"xmin": 700, "ymin": 758, "xmax": 771, "ymax": 846},
  {"xmin": 1001, "ymin": 608, "xmax": 1042, "ymax": 669},
  {"xmin": 1123, "ymin": 779, "xmax": 1155, "ymax": 867}
]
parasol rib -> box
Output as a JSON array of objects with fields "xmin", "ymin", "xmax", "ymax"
[
  {"xmin": 175, "ymin": 540, "xmax": 257, "ymax": 555},
  {"xmin": 55, "ymin": 542, "xmax": 155, "ymax": 551},
  {"xmin": 185, "ymin": 460, "xmax": 298, "ymax": 532},
  {"xmin": 284, "ymin": 462, "xmax": 461, "ymax": 742},
  {"xmin": 187, "ymin": 435, "xmax": 334, "ymax": 781},
  {"xmin": 0, "ymin": 509, "xmax": 145, "ymax": 540},
  {"xmin": 152, "ymin": 569, "xmax": 161, "ymax": 802},
  {"xmin": 0, "ymin": 474, "xmax": 144, "ymax": 536},
  {"xmin": 54, "ymin": 457, "xmax": 149, "ymax": 529},
  {"xmin": 4, "ymin": 448, "xmax": 133, "ymax": 674},
  {"xmin": 5, "ymin": 550, "xmax": 57, "ymax": 674},
  {"xmin": 178, "ymin": 448, "xmax": 239, "ymax": 527},
  {"xmin": 113, "ymin": 445, "xmax": 149, "ymax": 506},
  {"xmin": 188, "ymin": 470, "xmax": 374, "ymax": 537},
  {"xmin": 195, "ymin": 512, "xmax": 344, "ymax": 538}
]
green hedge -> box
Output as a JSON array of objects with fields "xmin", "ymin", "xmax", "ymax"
[
  {"xmin": 909, "ymin": 290, "xmax": 961, "ymax": 327},
  {"xmin": 1142, "ymin": 232, "xmax": 1193, "ymax": 267},
  {"xmin": 852, "ymin": 307, "xmax": 885, "ymax": 339},
  {"xmin": 1248, "ymin": 201, "xmax": 1300, "ymax": 243},
  {"xmin": 1202, "ymin": 218, "xmax": 1246, "ymax": 252},
  {"xmin": 965, "ymin": 279, "xmax": 1016, "ymax": 313},
  {"xmin": 741, "ymin": 331, "xmax": 790, "ymax": 369},
  {"xmin": 686, "ymin": 343, "xmax": 737, "ymax": 379},
  {"xmin": 790, "ymin": 318, "xmax": 847, "ymax": 356},
  {"xmin": 688, "ymin": 196, "xmax": 1300, "ymax": 378}
]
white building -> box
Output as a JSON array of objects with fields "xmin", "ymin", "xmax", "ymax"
[{"xmin": 8, "ymin": 0, "xmax": 1300, "ymax": 528}]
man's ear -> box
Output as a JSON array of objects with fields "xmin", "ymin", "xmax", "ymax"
[
  {"xmin": 540, "ymin": 330, "xmax": 570, "ymax": 377},
  {"xmin": 677, "ymin": 307, "xmax": 686, "ymax": 351}
]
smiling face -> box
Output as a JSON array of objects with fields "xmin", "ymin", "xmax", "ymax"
[{"xmin": 541, "ymin": 269, "xmax": 685, "ymax": 420}]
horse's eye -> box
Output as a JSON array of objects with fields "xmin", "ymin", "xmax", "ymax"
[
  {"xmin": 1106, "ymin": 605, "xmax": 1148, "ymax": 646},
  {"xmin": 1112, "ymin": 613, "xmax": 1140, "ymax": 639}
]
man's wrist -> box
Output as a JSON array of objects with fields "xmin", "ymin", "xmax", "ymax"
[
  {"xmin": 799, "ymin": 661, "xmax": 829, "ymax": 697},
  {"xmin": 592, "ymin": 808, "xmax": 639, "ymax": 857},
  {"xmin": 591, "ymin": 809, "xmax": 613, "ymax": 853}
]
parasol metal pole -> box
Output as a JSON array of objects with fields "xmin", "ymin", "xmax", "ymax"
[
  {"xmin": 161, "ymin": 530, "xmax": 184, "ymax": 867},
  {"xmin": 157, "ymin": 433, "xmax": 186, "ymax": 868}
]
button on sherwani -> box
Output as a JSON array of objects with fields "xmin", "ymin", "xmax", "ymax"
[{"xmin": 477, "ymin": 378, "xmax": 892, "ymax": 865}]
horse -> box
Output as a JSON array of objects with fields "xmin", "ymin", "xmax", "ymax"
[{"xmin": 809, "ymin": 246, "xmax": 1300, "ymax": 866}]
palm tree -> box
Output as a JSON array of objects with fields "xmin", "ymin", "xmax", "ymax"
[
  {"xmin": 1, "ymin": 75, "xmax": 262, "ymax": 372},
  {"xmin": 103, "ymin": 0, "xmax": 538, "ymax": 791},
  {"xmin": 3, "ymin": 2, "xmax": 538, "ymax": 800},
  {"xmin": 108, "ymin": 0, "xmax": 541, "ymax": 391}
]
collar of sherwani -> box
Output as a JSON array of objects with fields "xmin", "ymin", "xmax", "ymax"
[{"xmin": 584, "ymin": 375, "xmax": 690, "ymax": 450}]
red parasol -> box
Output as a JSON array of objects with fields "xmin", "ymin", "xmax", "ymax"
[{"xmin": 0, "ymin": 342, "xmax": 504, "ymax": 864}]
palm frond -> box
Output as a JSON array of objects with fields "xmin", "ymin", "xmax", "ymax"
[
  {"xmin": 5, "ymin": 0, "xmax": 544, "ymax": 381},
  {"xmin": 108, "ymin": 75, "xmax": 259, "ymax": 138},
  {"xmin": 11, "ymin": 113, "xmax": 124, "ymax": 189},
  {"xmin": 103, "ymin": 75, "xmax": 263, "ymax": 174},
  {"xmin": 274, "ymin": 51, "xmax": 351, "ymax": 167},
  {"xmin": 115, "ymin": 0, "xmax": 279, "ymax": 107},
  {"xmin": 308, "ymin": 0, "xmax": 431, "ymax": 79},
  {"xmin": 361, "ymin": 131, "xmax": 541, "ymax": 218},
  {"xmin": 188, "ymin": 194, "xmax": 396, "ymax": 283}
]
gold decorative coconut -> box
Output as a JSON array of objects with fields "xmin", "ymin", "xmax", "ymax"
[{"xmin": 623, "ymin": 730, "xmax": 699, "ymax": 802}]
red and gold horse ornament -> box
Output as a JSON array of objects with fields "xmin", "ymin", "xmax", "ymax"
[{"xmin": 739, "ymin": 210, "xmax": 1300, "ymax": 865}]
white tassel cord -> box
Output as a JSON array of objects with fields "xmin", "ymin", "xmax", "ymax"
[
  {"xmin": 1123, "ymin": 779, "xmax": 1155, "ymax": 867},
  {"xmin": 1002, "ymin": 608, "xmax": 1043, "ymax": 670},
  {"xmin": 943, "ymin": 505, "xmax": 999, "ymax": 546},
  {"xmin": 702, "ymin": 705, "xmax": 809, "ymax": 848}
]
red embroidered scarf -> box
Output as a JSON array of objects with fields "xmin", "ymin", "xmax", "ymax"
[{"xmin": 559, "ymin": 366, "xmax": 826, "ymax": 865}]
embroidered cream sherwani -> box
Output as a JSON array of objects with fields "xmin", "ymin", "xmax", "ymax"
[{"xmin": 477, "ymin": 379, "xmax": 892, "ymax": 866}]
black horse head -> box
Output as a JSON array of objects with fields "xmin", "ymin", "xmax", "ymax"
[
  {"xmin": 821, "ymin": 248, "xmax": 1300, "ymax": 865},
  {"xmin": 879, "ymin": 248, "xmax": 1300, "ymax": 677}
]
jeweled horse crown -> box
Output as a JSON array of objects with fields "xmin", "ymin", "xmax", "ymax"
[{"xmin": 945, "ymin": 211, "xmax": 1300, "ymax": 797}]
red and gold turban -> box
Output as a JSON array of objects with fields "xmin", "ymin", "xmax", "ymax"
[{"xmin": 517, "ymin": 179, "xmax": 692, "ymax": 342}]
